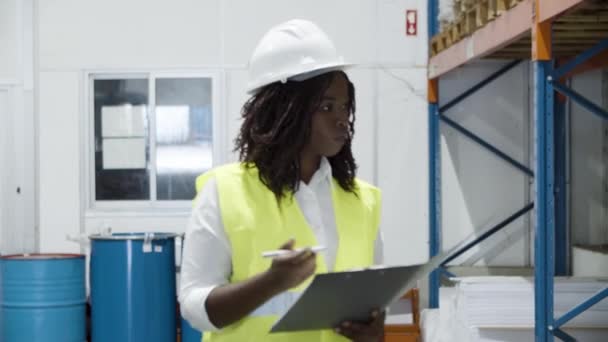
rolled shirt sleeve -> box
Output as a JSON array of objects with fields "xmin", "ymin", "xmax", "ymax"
[{"xmin": 179, "ymin": 178, "xmax": 231, "ymax": 332}]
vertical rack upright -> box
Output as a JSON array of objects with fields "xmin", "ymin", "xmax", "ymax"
[{"xmin": 427, "ymin": 0, "xmax": 608, "ymax": 341}]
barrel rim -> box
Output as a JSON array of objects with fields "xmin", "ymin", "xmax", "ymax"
[
  {"xmin": 1, "ymin": 253, "xmax": 85, "ymax": 260},
  {"xmin": 89, "ymin": 232, "xmax": 180, "ymax": 240}
]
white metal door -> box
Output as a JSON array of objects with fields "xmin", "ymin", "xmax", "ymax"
[
  {"xmin": 0, "ymin": 87, "xmax": 34, "ymax": 255},
  {"xmin": 0, "ymin": 89, "xmax": 10, "ymax": 254}
]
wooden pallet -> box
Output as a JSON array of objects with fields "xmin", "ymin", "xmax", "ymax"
[
  {"xmin": 476, "ymin": 0, "xmax": 490, "ymax": 27},
  {"xmin": 474, "ymin": 0, "xmax": 522, "ymax": 29},
  {"xmin": 489, "ymin": 0, "xmax": 521, "ymax": 18},
  {"xmin": 430, "ymin": 29, "xmax": 454, "ymax": 55},
  {"xmin": 430, "ymin": 35, "xmax": 443, "ymax": 55},
  {"xmin": 429, "ymin": 14, "xmax": 466, "ymax": 55},
  {"xmin": 450, "ymin": 21, "xmax": 465, "ymax": 43},
  {"xmin": 457, "ymin": 0, "xmax": 477, "ymax": 11},
  {"xmin": 430, "ymin": 0, "xmax": 525, "ymax": 56},
  {"xmin": 456, "ymin": 0, "xmax": 523, "ymax": 22}
]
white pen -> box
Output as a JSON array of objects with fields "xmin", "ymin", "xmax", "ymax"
[{"xmin": 261, "ymin": 245, "xmax": 326, "ymax": 258}]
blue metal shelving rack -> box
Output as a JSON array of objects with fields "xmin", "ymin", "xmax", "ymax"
[{"xmin": 427, "ymin": 1, "xmax": 608, "ymax": 341}]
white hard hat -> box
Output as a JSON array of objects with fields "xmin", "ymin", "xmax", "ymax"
[{"xmin": 246, "ymin": 19, "xmax": 349, "ymax": 94}]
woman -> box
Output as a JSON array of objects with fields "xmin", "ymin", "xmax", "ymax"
[{"xmin": 180, "ymin": 19, "xmax": 384, "ymax": 342}]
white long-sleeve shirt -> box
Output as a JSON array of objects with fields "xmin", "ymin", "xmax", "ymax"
[{"xmin": 179, "ymin": 158, "xmax": 383, "ymax": 332}]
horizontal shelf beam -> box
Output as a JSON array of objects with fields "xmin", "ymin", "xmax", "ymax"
[
  {"xmin": 557, "ymin": 13, "xmax": 608, "ymax": 23},
  {"xmin": 504, "ymin": 46, "xmax": 597, "ymax": 52},
  {"xmin": 554, "ymin": 31, "xmax": 608, "ymax": 38}
]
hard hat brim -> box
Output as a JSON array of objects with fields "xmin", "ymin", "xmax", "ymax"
[{"xmin": 246, "ymin": 62, "xmax": 353, "ymax": 95}]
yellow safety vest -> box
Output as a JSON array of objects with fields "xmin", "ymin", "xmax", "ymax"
[{"xmin": 195, "ymin": 163, "xmax": 381, "ymax": 342}]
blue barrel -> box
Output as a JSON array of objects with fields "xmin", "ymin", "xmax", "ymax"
[
  {"xmin": 181, "ymin": 316, "xmax": 203, "ymax": 342},
  {"xmin": 90, "ymin": 232, "xmax": 177, "ymax": 342},
  {"xmin": 0, "ymin": 254, "xmax": 86, "ymax": 342}
]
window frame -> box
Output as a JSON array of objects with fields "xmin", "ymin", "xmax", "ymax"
[{"xmin": 82, "ymin": 70, "xmax": 223, "ymax": 215}]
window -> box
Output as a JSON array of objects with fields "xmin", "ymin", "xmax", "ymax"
[{"xmin": 88, "ymin": 72, "xmax": 219, "ymax": 209}]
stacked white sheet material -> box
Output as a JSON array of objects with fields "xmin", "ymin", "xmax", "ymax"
[{"xmin": 422, "ymin": 277, "xmax": 608, "ymax": 342}]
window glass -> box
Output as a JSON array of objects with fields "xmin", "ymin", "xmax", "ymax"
[
  {"xmin": 94, "ymin": 79, "xmax": 150, "ymax": 200},
  {"xmin": 155, "ymin": 78, "xmax": 213, "ymax": 200}
]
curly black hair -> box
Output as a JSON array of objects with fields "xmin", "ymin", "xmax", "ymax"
[{"xmin": 234, "ymin": 70, "xmax": 358, "ymax": 201}]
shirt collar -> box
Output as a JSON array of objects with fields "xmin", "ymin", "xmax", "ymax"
[{"xmin": 308, "ymin": 157, "xmax": 332, "ymax": 187}]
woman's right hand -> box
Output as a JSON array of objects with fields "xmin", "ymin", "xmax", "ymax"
[
  {"xmin": 204, "ymin": 238, "xmax": 317, "ymax": 328},
  {"xmin": 266, "ymin": 239, "xmax": 317, "ymax": 292}
]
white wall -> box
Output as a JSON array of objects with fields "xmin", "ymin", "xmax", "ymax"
[
  {"xmin": 438, "ymin": 61, "xmax": 531, "ymax": 267},
  {"xmin": 36, "ymin": 0, "xmax": 432, "ymax": 264},
  {"xmin": 378, "ymin": 67, "xmax": 429, "ymax": 265},
  {"xmin": 0, "ymin": 89, "xmax": 9, "ymax": 253},
  {"xmin": 38, "ymin": 1, "xmax": 222, "ymax": 69},
  {"xmin": 38, "ymin": 72, "xmax": 82, "ymax": 252},
  {"xmin": 570, "ymin": 70, "xmax": 608, "ymax": 246},
  {"xmin": 0, "ymin": 0, "xmax": 19, "ymax": 82},
  {"xmin": 0, "ymin": 0, "xmax": 36, "ymax": 255}
]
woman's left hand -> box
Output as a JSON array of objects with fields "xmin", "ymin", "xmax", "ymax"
[{"xmin": 334, "ymin": 310, "xmax": 385, "ymax": 342}]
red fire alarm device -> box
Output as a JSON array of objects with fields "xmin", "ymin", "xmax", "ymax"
[{"xmin": 406, "ymin": 10, "xmax": 417, "ymax": 36}]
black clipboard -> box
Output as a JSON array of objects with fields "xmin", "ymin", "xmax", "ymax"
[
  {"xmin": 269, "ymin": 221, "xmax": 503, "ymax": 332},
  {"xmin": 270, "ymin": 250, "xmax": 447, "ymax": 333}
]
